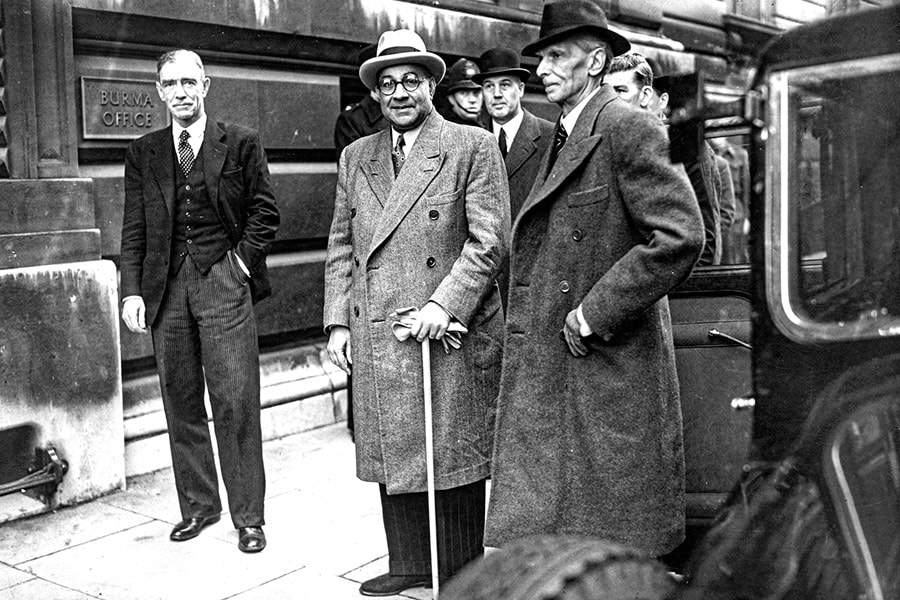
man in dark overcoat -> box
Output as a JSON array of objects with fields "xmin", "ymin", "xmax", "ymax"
[
  {"xmin": 473, "ymin": 47, "xmax": 554, "ymax": 306},
  {"xmin": 484, "ymin": 0, "xmax": 705, "ymax": 557},
  {"xmin": 323, "ymin": 29, "xmax": 509, "ymax": 596},
  {"xmin": 120, "ymin": 49, "xmax": 279, "ymax": 553}
]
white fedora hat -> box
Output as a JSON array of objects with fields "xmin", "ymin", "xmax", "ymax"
[{"xmin": 358, "ymin": 29, "xmax": 446, "ymax": 91}]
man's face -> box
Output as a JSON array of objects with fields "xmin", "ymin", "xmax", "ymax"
[
  {"xmin": 606, "ymin": 68, "xmax": 653, "ymax": 109},
  {"xmin": 481, "ymin": 75, "xmax": 524, "ymax": 125},
  {"xmin": 376, "ymin": 64, "xmax": 435, "ymax": 131},
  {"xmin": 448, "ymin": 89, "xmax": 483, "ymax": 122},
  {"xmin": 535, "ymin": 41, "xmax": 597, "ymax": 111},
  {"xmin": 156, "ymin": 53, "xmax": 209, "ymax": 127}
]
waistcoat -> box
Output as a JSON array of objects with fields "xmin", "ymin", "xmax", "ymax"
[{"xmin": 170, "ymin": 148, "xmax": 231, "ymax": 275}]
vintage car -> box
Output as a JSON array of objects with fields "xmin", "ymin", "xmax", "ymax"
[{"xmin": 442, "ymin": 4, "xmax": 900, "ymax": 600}]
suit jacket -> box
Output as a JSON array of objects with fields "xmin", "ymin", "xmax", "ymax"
[
  {"xmin": 120, "ymin": 118, "xmax": 279, "ymax": 326},
  {"xmin": 323, "ymin": 109, "xmax": 510, "ymax": 494},
  {"xmin": 486, "ymin": 85, "xmax": 704, "ymax": 555},
  {"xmin": 503, "ymin": 110, "xmax": 555, "ymax": 220}
]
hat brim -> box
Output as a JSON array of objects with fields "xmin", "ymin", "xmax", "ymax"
[
  {"xmin": 471, "ymin": 67, "xmax": 532, "ymax": 85},
  {"xmin": 445, "ymin": 80, "xmax": 482, "ymax": 92},
  {"xmin": 522, "ymin": 25, "xmax": 631, "ymax": 58},
  {"xmin": 359, "ymin": 52, "xmax": 446, "ymax": 90}
]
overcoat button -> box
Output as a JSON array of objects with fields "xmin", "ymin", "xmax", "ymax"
[
  {"xmin": 350, "ymin": 208, "xmax": 357, "ymax": 218},
  {"xmin": 354, "ymin": 306, "xmax": 360, "ymax": 317},
  {"xmin": 559, "ymin": 280, "xmax": 570, "ymax": 293},
  {"xmin": 572, "ymin": 229, "xmax": 583, "ymax": 241},
  {"xmin": 429, "ymin": 209, "xmax": 439, "ymax": 220},
  {"xmin": 426, "ymin": 257, "xmax": 436, "ymax": 268}
]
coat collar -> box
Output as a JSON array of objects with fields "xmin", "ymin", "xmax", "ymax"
[
  {"xmin": 148, "ymin": 118, "xmax": 228, "ymax": 217},
  {"xmin": 367, "ymin": 110, "xmax": 444, "ymax": 259},
  {"xmin": 516, "ymin": 85, "xmax": 618, "ymax": 225},
  {"xmin": 504, "ymin": 110, "xmax": 544, "ymax": 178}
]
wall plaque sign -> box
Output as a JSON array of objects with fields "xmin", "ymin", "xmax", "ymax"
[{"xmin": 81, "ymin": 77, "xmax": 169, "ymax": 140}]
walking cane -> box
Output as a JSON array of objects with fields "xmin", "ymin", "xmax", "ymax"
[
  {"xmin": 390, "ymin": 307, "xmax": 467, "ymax": 599},
  {"xmin": 420, "ymin": 338, "xmax": 440, "ymax": 598}
]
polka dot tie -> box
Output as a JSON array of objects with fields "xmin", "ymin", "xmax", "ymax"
[
  {"xmin": 178, "ymin": 130, "xmax": 195, "ymax": 176},
  {"xmin": 392, "ymin": 134, "xmax": 406, "ymax": 177}
]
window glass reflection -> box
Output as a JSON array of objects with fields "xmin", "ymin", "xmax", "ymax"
[{"xmin": 828, "ymin": 398, "xmax": 900, "ymax": 599}]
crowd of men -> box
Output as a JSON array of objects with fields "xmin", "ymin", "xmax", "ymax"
[{"xmin": 120, "ymin": 0, "xmax": 749, "ymax": 595}]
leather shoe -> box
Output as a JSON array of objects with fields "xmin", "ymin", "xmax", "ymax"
[
  {"xmin": 169, "ymin": 513, "xmax": 221, "ymax": 541},
  {"xmin": 238, "ymin": 526, "xmax": 266, "ymax": 553},
  {"xmin": 359, "ymin": 573, "xmax": 430, "ymax": 596}
]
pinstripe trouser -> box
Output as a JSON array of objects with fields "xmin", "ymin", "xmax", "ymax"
[
  {"xmin": 152, "ymin": 252, "xmax": 265, "ymax": 528},
  {"xmin": 379, "ymin": 479, "xmax": 486, "ymax": 581}
]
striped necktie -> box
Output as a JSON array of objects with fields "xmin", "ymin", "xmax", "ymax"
[
  {"xmin": 178, "ymin": 130, "xmax": 195, "ymax": 176},
  {"xmin": 548, "ymin": 120, "xmax": 567, "ymax": 169}
]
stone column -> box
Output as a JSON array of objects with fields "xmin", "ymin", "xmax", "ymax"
[{"xmin": 0, "ymin": 0, "xmax": 124, "ymax": 522}]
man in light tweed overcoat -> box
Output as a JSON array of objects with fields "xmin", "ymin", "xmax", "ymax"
[{"xmin": 323, "ymin": 29, "xmax": 510, "ymax": 596}]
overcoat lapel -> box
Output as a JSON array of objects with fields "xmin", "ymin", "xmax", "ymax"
[
  {"xmin": 504, "ymin": 112, "xmax": 540, "ymax": 179},
  {"xmin": 201, "ymin": 119, "xmax": 228, "ymax": 214},
  {"xmin": 148, "ymin": 127, "xmax": 176, "ymax": 217},
  {"xmin": 368, "ymin": 111, "xmax": 444, "ymax": 259},
  {"xmin": 519, "ymin": 87, "xmax": 617, "ymax": 222},
  {"xmin": 361, "ymin": 129, "xmax": 394, "ymax": 209}
]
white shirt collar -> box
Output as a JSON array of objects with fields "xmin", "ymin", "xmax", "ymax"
[
  {"xmin": 172, "ymin": 114, "xmax": 207, "ymax": 156},
  {"xmin": 391, "ymin": 115, "xmax": 427, "ymax": 155},
  {"xmin": 560, "ymin": 84, "xmax": 602, "ymax": 136},
  {"xmin": 493, "ymin": 109, "xmax": 525, "ymax": 146}
]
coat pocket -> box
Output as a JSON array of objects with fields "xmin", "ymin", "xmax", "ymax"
[
  {"xmin": 425, "ymin": 188, "xmax": 462, "ymax": 206},
  {"xmin": 567, "ymin": 184, "xmax": 609, "ymax": 207}
]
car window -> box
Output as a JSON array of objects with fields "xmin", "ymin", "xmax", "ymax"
[{"xmin": 766, "ymin": 54, "xmax": 900, "ymax": 342}]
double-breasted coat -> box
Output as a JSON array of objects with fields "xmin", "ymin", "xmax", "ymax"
[
  {"xmin": 323, "ymin": 109, "xmax": 510, "ymax": 495},
  {"xmin": 484, "ymin": 85, "xmax": 705, "ymax": 555}
]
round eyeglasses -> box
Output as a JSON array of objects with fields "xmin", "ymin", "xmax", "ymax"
[{"xmin": 378, "ymin": 74, "xmax": 426, "ymax": 96}]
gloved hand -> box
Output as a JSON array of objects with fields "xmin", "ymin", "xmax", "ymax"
[{"xmin": 389, "ymin": 306, "xmax": 468, "ymax": 354}]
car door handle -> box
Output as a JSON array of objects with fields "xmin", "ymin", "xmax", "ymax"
[
  {"xmin": 708, "ymin": 328, "xmax": 752, "ymax": 350},
  {"xmin": 730, "ymin": 394, "xmax": 756, "ymax": 410}
]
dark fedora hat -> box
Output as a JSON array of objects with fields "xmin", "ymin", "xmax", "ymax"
[
  {"xmin": 522, "ymin": 0, "xmax": 631, "ymax": 58},
  {"xmin": 471, "ymin": 47, "xmax": 532, "ymax": 84}
]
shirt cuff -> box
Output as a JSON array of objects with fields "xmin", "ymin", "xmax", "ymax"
[
  {"xmin": 576, "ymin": 305, "xmax": 593, "ymax": 337},
  {"xmin": 234, "ymin": 252, "xmax": 250, "ymax": 277},
  {"xmin": 122, "ymin": 295, "xmax": 142, "ymax": 304}
]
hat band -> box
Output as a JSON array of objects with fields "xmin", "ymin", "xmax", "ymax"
[{"xmin": 379, "ymin": 46, "xmax": 422, "ymax": 57}]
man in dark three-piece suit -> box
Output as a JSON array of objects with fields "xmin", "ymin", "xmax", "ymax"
[
  {"xmin": 473, "ymin": 47, "xmax": 554, "ymax": 305},
  {"xmin": 485, "ymin": 0, "xmax": 704, "ymax": 557},
  {"xmin": 120, "ymin": 49, "xmax": 279, "ymax": 554},
  {"xmin": 324, "ymin": 29, "xmax": 509, "ymax": 597}
]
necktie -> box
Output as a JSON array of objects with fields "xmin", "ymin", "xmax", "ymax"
[
  {"xmin": 548, "ymin": 120, "xmax": 567, "ymax": 169},
  {"xmin": 392, "ymin": 134, "xmax": 406, "ymax": 177},
  {"xmin": 178, "ymin": 130, "xmax": 194, "ymax": 176},
  {"xmin": 498, "ymin": 127, "xmax": 508, "ymax": 158}
]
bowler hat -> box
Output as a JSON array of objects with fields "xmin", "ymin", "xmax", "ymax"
[
  {"xmin": 522, "ymin": 0, "xmax": 631, "ymax": 58},
  {"xmin": 471, "ymin": 47, "xmax": 532, "ymax": 84},
  {"xmin": 443, "ymin": 58, "xmax": 482, "ymax": 92},
  {"xmin": 359, "ymin": 29, "xmax": 446, "ymax": 91}
]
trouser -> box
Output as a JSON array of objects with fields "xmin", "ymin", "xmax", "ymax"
[
  {"xmin": 152, "ymin": 252, "xmax": 266, "ymax": 528},
  {"xmin": 379, "ymin": 479, "xmax": 486, "ymax": 582}
]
